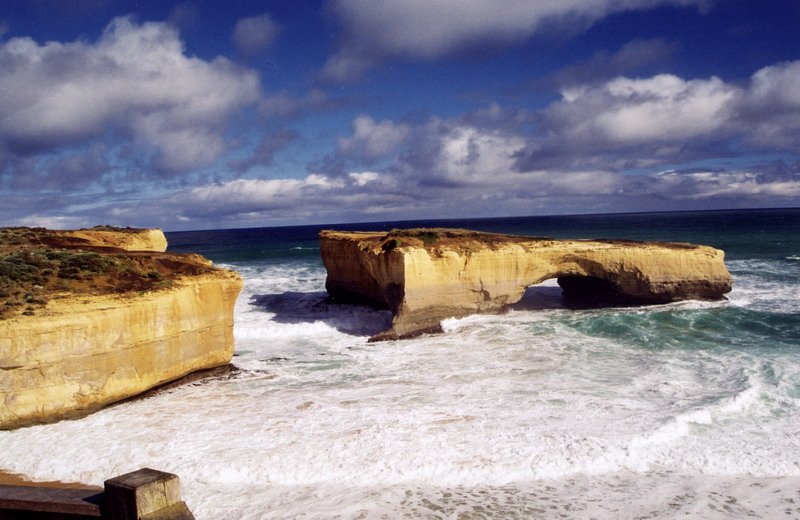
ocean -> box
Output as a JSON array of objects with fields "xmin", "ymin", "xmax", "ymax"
[{"xmin": 1, "ymin": 208, "xmax": 799, "ymax": 519}]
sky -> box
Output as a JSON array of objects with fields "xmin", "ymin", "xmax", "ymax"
[{"xmin": 1, "ymin": 0, "xmax": 799, "ymax": 231}]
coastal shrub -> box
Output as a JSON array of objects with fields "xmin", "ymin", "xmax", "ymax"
[
  {"xmin": 382, "ymin": 239, "xmax": 402, "ymax": 251},
  {"xmin": 0, "ymin": 226, "xmax": 210, "ymax": 319},
  {"xmin": 56, "ymin": 252, "xmax": 116, "ymax": 278},
  {"xmin": 418, "ymin": 231, "xmax": 438, "ymax": 245},
  {"xmin": 88, "ymin": 225, "xmax": 143, "ymax": 233},
  {"xmin": 0, "ymin": 253, "xmax": 48, "ymax": 284}
]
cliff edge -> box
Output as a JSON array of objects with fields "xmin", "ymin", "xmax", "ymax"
[
  {"xmin": 320, "ymin": 228, "xmax": 732, "ymax": 341},
  {"xmin": 0, "ymin": 226, "xmax": 242, "ymax": 429}
]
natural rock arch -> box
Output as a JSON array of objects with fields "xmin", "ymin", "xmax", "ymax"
[{"xmin": 320, "ymin": 228, "xmax": 732, "ymax": 341}]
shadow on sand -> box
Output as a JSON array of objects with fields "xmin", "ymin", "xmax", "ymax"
[{"xmin": 250, "ymin": 291, "xmax": 392, "ymax": 337}]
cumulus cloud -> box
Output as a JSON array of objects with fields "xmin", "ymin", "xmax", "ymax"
[
  {"xmin": 322, "ymin": 0, "xmax": 705, "ymax": 81},
  {"xmin": 652, "ymin": 170, "xmax": 800, "ymax": 199},
  {"xmin": 738, "ymin": 61, "xmax": 800, "ymax": 151},
  {"xmin": 551, "ymin": 74, "xmax": 737, "ymax": 143},
  {"xmin": 0, "ymin": 16, "xmax": 260, "ymax": 176},
  {"xmin": 232, "ymin": 13, "xmax": 279, "ymax": 55},
  {"xmin": 5, "ymin": 44, "xmax": 800, "ymax": 229},
  {"xmin": 337, "ymin": 115, "xmax": 411, "ymax": 161},
  {"xmin": 400, "ymin": 119, "xmax": 527, "ymax": 186},
  {"xmin": 518, "ymin": 59, "xmax": 800, "ymax": 172},
  {"xmin": 101, "ymin": 171, "xmax": 412, "ymax": 227}
]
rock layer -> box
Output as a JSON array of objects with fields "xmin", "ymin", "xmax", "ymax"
[
  {"xmin": 0, "ymin": 228, "xmax": 241, "ymax": 429},
  {"xmin": 52, "ymin": 227, "xmax": 168, "ymax": 252},
  {"xmin": 320, "ymin": 228, "xmax": 733, "ymax": 341}
]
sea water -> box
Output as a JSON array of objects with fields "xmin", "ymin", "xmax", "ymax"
[{"xmin": 1, "ymin": 209, "xmax": 799, "ymax": 519}]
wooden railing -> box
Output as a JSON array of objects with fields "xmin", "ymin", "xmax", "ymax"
[{"xmin": 0, "ymin": 468, "xmax": 194, "ymax": 519}]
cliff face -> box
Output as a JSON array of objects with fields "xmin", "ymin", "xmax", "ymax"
[
  {"xmin": 55, "ymin": 228, "xmax": 168, "ymax": 252},
  {"xmin": 320, "ymin": 229, "xmax": 733, "ymax": 341},
  {"xmin": 0, "ymin": 227, "xmax": 242, "ymax": 429}
]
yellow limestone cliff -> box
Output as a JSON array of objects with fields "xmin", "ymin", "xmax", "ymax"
[
  {"xmin": 320, "ymin": 228, "xmax": 733, "ymax": 341},
  {"xmin": 0, "ymin": 227, "xmax": 242, "ymax": 429},
  {"xmin": 52, "ymin": 227, "xmax": 169, "ymax": 252}
]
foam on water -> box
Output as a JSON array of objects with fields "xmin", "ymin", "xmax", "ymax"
[{"xmin": 1, "ymin": 255, "xmax": 799, "ymax": 518}]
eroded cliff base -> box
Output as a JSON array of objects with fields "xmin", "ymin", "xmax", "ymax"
[{"xmin": 320, "ymin": 228, "xmax": 733, "ymax": 341}]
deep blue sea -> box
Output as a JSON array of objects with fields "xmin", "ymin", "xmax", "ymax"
[{"xmin": 2, "ymin": 208, "xmax": 799, "ymax": 519}]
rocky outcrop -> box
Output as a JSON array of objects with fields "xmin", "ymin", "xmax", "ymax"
[
  {"xmin": 50, "ymin": 227, "xmax": 168, "ymax": 252},
  {"xmin": 0, "ymin": 228, "xmax": 241, "ymax": 429},
  {"xmin": 320, "ymin": 228, "xmax": 733, "ymax": 341},
  {"xmin": 56, "ymin": 227, "xmax": 167, "ymax": 253}
]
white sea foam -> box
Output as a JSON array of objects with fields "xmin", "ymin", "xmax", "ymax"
[{"xmin": 1, "ymin": 258, "xmax": 799, "ymax": 518}]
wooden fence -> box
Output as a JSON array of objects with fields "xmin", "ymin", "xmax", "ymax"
[{"xmin": 0, "ymin": 468, "xmax": 194, "ymax": 519}]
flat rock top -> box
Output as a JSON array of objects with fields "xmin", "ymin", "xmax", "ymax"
[
  {"xmin": 0, "ymin": 226, "xmax": 218, "ymax": 321},
  {"xmin": 320, "ymin": 228, "xmax": 706, "ymax": 253}
]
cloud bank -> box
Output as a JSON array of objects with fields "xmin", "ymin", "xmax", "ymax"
[
  {"xmin": 1, "ymin": 9, "xmax": 798, "ymax": 231},
  {"xmin": 129, "ymin": 59, "xmax": 798, "ymax": 229},
  {"xmin": 322, "ymin": 0, "xmax": 706, "ymax": 81},
  {"xmin": 0, "ymin": 17, "xmax": 261, "ymax": 181}
]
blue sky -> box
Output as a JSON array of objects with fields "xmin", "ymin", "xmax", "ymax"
[{"xmin": 1, "ymin": 0, "xmax": 799, "ymax": 230}]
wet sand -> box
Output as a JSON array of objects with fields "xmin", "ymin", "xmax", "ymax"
[{"xmin": 0, "ymin": 469, "xmax": 100, "ymax": 490}]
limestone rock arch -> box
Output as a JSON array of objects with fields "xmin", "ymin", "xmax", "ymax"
[{"xmin": 319, "ymin": 229, "xmax": 732, "ymax": 341}]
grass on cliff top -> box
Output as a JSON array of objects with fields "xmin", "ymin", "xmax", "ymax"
[
  {"xmin": 0, "ymin": 227, "xmax": 206, "ymax": 320},
  {"xmin": 84, "ymin": 225, "xmax": 149, "ymax": 233},
  {"xmin": 379, "ymin": 228, "xmax": 553, "ymax": 251},
  {"xmin": 375, "ymin": 228, "xmax": 701, "ymax": 252}
]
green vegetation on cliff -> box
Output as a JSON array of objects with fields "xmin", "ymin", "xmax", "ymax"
[{"xmin": 0, "ymin": 227, "xmax": 209, "ymax": 320}]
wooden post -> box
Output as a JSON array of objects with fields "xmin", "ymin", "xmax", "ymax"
[{"xmin": 103, "ymin": 468, "xmax": 194, "ymax": 520}]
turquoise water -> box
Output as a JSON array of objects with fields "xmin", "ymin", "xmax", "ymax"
[{"xmin": 1, "ymin": 208, "xmax": 799, "ymax": 519}]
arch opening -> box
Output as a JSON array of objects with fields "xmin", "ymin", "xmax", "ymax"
[{"xmin": 512, "ymin": 274, "xmax": 634, "ymax": 311}]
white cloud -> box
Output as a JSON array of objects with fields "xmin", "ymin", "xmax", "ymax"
[
  {"xmin": 739, "ymin": 61, "xmax": 800, "ymax": 150},
  {"xmin": 655, "ymin": 171, "xmax": 800, "ymax": 199},
  {"xmin": 749, "ymin": 61, "xmax": 800, "ymax": 108},
  {"xmin": 0, "ymin": 17, "xmax": 261, "ymax": 172},
  {"xmin": 525, "ymin": 60, "xmax": 800, "ymax": 173},
  {"xmin": 348, "ymin": 171, "xmax": 380, "ymax": 186},
  {"xmin": 337, "ymin": 115, "xmax": 411, "ymax": 160},
  {"xmin": 551, "ymin": 74, "xmax": 738, "ymax": 144},
  {"xmin": 14, "ymin": 214, "xmax": 92, "ymax": 230},
  {"xmin": 181, "ymin": 175, "xmax": 341, "ymax": 209},
  {"xmin": 232, "ymin": 13, "xmax": 280, "ymax": 55},
  {"xmin": 432, "ymin": 124, "xmax": 526, "ymax": 183},
  {"xmin": 323, "ymin": 0, "xmax": 705, "ymax": 81}
]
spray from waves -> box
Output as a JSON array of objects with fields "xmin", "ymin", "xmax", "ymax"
[{"xmin": 726, "ymin": 259, "xmax": 800, "ymax": 314}]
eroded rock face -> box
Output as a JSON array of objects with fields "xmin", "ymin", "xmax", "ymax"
[
  {"xmin": 54, "ymin": 227, "xmax": 169, "ymax": 252},
  {"xmin": 320, "ymin": 229, "xmax": 733, "ymax": 341},
  {"xmin": 0, "ymin": 227, "xmax": 241, "ymax": 429}
]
